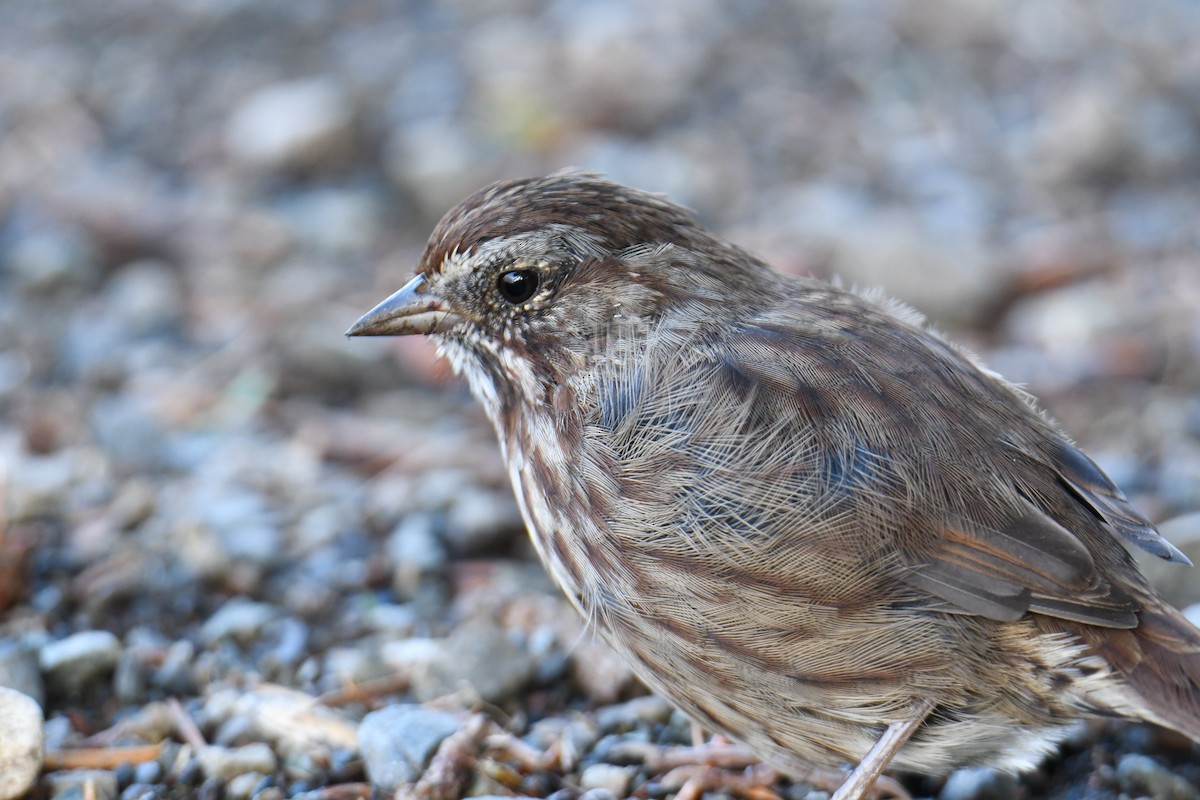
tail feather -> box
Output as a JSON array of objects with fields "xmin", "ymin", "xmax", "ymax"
[{"xmin": 1079, "ymin": 599, "xmax": 1200, "ymax": 742}]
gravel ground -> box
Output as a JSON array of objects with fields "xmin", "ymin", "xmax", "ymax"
[{"xmin": 1, "ymin": 2, "xmax": 1199, "ymax": 799}]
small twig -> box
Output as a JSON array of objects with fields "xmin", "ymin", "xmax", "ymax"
[
  {"xmin": 396, "ymin": 714, "xmax": 493, "ymax": 800},
  {"xmin": 609, "ymin": 741, "xmax": 763, "ymax": 772},
  {"xmin": 43, "ymin": 744, "xmax": 164, "ymax": 771},
  {"xmin": 167, "ymin": 697, "xmax": 207, "ymax": 751},
  {"xmin": 659, "ymin": 764, "xmax": 784, "ymax": 800},
  {"xmin": 483, "ymin": 730, "xmax": 546, "ymax": 770},
  {"xmin": 309, "ymin": 783, "xmax": 372, "ymax": 799},
  {"xmin": 316, "ymin": 672, "xmax": 411, "ymax": 707}
]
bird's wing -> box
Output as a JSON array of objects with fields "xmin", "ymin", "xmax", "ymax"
[{"xmin": 698, "ymin": 294, "xmax": 1185, "ymax": 629}]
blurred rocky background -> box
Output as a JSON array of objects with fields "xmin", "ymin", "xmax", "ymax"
[{"xmin": 1, "ymin": 1, "xmax": 1198, "ymax": 799}]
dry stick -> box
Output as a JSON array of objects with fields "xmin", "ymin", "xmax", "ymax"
[
  {"xmin": 311, "ymin": 783, "xmax": 372, "ymax": 799},
  {"xmin": 167, "ymin": 697, "xmax": 207, "ymax": 751},
  {"xmin": 608, "ymin": 740, "xmax": 763, "ymax": 772},
  {"xmin": 42, "ymin": 744, "xmax": 164, "ymax": 771},
  {"xmin": 396, "ymin": 714, "xmax": 492, "ymax": 800},
  {"xmin": 316, "ymin": 672, "xmax": 411, "ymax": 707},
  {"xmin": 482, "ymin": 731, "xmax": 546, "ymax": 771}
]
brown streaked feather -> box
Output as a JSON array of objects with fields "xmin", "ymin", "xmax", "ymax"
[
  {"xmin": 1067, "ymin": 600, "xmax": 1200, "ymax": 742},
  {"xmin": 718, "ymin": 309, "xmax": 1148, "ymax": 630}
]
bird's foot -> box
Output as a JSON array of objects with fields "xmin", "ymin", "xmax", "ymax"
[{"xmin": 608, "ymin": 741, "xmax": 909, "ymax": 800}]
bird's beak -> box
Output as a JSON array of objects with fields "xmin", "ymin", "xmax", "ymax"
[{"xmin": 346, "ymin": 274, "xmax": 464, "ymax": 337}]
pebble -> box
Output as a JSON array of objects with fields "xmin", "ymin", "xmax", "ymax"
[
  {"xmin": 579, "ymin": 764, "xmax": 634, "ymax": 797},
  {"xmin": 200, "ymin": 599, "xmax": 280, "ymax": 644},
  {"xmin": 387, "ymin": 512, "xmax": 448, "ymax": 597},
  {"xmin": 103, "ymin": 259, "xmax": 184, "ymax": 336},
  {"xmin": 6, "ymin": 227, "xmax": 95, "ymax": 292},
  {"xmin": 278, "ymin": 187, "xmax": 380, "ymax": 256},
  {"xmin": 120, "ymin": 785, "xmax": 163, "ymax": 800},
  {"xmin": 225, "ymin": 77, "xmax": 355, "ymax": 170},
  {"xmin": 224, "ymin": 772, "xmax": 267, "ymax": 800},
  {"xmin": 227, "ymin": 686, "xmax": 358, "ymax": 758},
  {"xmin": 197, "ymin": 744, "xmax": 279, "ymax": 782},
  {"xmin": 365, "ymin": 602, "xmax": 419, "ymax": 634},
  {"xmin": 358, "ymin": 704, "xmax": 462, "ymax": 792},
  {"xmin": 133, "ymin": 760, "xmax": 162, "ymax": 785},
  {"xmin": 42, "ymin": 714, "xmax": 75, "ymax": 751},
  {"xmin": 594, "ymin": 695, "xmax": 675, "ymax": 732},
  {"xmin": 0, "ymin": 687, "xmax": 44, "ymax": 800},
  {"xmin": 193, "ymin": 489, "xmax": 283, "ymax": 568},
  {"xmin": 89, "ymin": 396, "xmax": 172, "ymax": 472},
  {"xmin": 0, "ymin": 641, "xmax": 46, "ymax": 706},
  {"xmin": 578, "ymin": 789, "xmax": 618, "ymax": 800},
  {"xmin": 121, "ymin": 702, "xmax": 176, "ymax": 745},
  {"xmin": 39, "ymin": 630, "xmax": 123, "ymax": 694},
  {"xmin": 1116, "ymin": 753, "xmax": 1198, "ymax": 800},
  {"xmin": 572, "ymin": 636, "xmax": 637, "ymax": 704},
  {"xmin": 442, "ymin": 487, "xmax": 523, "ymax": 555},
  {"xmin": 939, "ymin": 766, "xmax": 1018, "ymax": 800},
  {"xmin": 153, "ymin": 640, "xmax": 197, "ymax": 695},
  {"xmin": 410, "ymin": 618, "xmax": 537, "ymax": 703},
  {"xmin": 7, "ymin": 451, "xmax": 77, "ymax": 522},
  {"xmin": 324, "ymin": 643, "xmax": 391, "ymax": 688},
  {"xmin": 261, "ymin": 616, "xmax": 309, "ymax": 669}
]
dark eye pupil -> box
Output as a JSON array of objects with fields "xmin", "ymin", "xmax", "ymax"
[{"xmin": 497, "ymin": 270, "xmax": 539, "ymax": 304}]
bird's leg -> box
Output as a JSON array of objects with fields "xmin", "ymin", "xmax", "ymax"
[{"xmin": 830, "ymin": 700, "xmax": 934, "ymax": 800}]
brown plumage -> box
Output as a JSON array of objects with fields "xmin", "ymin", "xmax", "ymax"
[{"xmin": 349, "ymin": 172, "xmax": 1200, "ymax": 799}]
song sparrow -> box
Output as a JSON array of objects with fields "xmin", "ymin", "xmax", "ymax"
[{"xmin": 348, "ymin": 172, "xmax": 1200, "ymax": 799}]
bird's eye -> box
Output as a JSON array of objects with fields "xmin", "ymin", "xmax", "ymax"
[{"xmin": 497, "ymin": 269, "xmax": 540, "ymax": 305}]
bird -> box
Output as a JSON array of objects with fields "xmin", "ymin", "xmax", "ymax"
[{"xmin": 347, "ymin": 171, "xmax": 1200, "ymax": 800}]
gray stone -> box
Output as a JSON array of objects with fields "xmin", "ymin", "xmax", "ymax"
[
  {"xmin": 224, "ymin": 771, "xmax": 266, "ymax": 800},
  {"xmin": 8, "ymin": 451, "xmax": 76, "ymax": 522},
  {"xmin": 196, "ymin": 743, "xmax": 278, "ymax": 781},
  {"xmin": 226, "ymin": 77, "xmax": 355, "ymax": 170},
  {"xmin": 103, "ymin": 259, "xmax": 184, "ymax": 335},
  {"xmin": 0, "ymin": 642, "xmax": 45, "ymax": 707},
  {"xmin": 594, "ymin": 695, "xmax": 674, "ymax": 732},
  {"xmin": 407, "ymin": 619, "xmax": 536, "ymax": 704},
  {"xmin": 939, "ymin": 766, "xmax": 1017, "ymax": 800},
  {"xmin": 365, "ymin": 602, "xmax": 419, "ymax": 635},
  {"xmin": 200, "ymin": 598, "xmax": 279, "ymax": 644},
  {"xmin": 386, "ymin": 513, "xmax": 447, "ymax": 597},
  {"xmin": 119, "ymin": 785, "xmax": 162, "ymax": 800},
  {"xmin": 90, "ymin": 396, "xmax": 171, "ymax": 472},
  {"xmin": 443, "ymin": 487, "xmax": 522, "ymax": 555},
  {"xmin": 579, "ymin": 764, "xmax": 634, "ymax": 797},
  {"xmin": 39, "ymin": 630, "xmax": 122, "ymax": 694},
  {"xmin": 324, "ymin": 643, "xmax": 391, "ymax": 688},
  {"xmin": 358, "ymin": 705, "xmax": 462, "ymax": 792},
  {"xmin": 133, "ymin": 759, "xmax": 162, "ymax": 785},
  {"xmin": 194, "ymin": 488, "xmax": 283, "ymax": 567},
  {"xmin": 7, "ymin": 228, "xmax": 95, "ymax": 292},
  {"xmin": 1116, "ymin": 753, "xmax": 1197, "ymax": 800},
  {"xmin": 153, "ymin": 640, "xmax": 196, "ymax": 695},
  {"xmin": 0, "ymin": 687, "xmax": 43, "ymax": 800}
]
